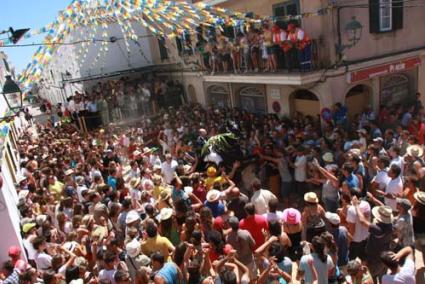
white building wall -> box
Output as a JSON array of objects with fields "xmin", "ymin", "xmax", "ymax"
[{"xmin": 39, "ymin": 21, "xmax": 154, "ymax": 104}]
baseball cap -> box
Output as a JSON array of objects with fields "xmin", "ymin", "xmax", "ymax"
[
  {"xmin": 8, "ymin": 246, "xmax": 21, "ymax": 256},
  {"xmin": 22, "ymin": 223, "xmax": 36, "ymax": 233}
]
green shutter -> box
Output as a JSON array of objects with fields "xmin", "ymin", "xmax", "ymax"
[
  {"xmin": 392, "ymin": 0, "xmax": 403, "ymax": 30},
  {"xmin": 369, "ymin": 0, "xmax": 380, "ymax": 33}
]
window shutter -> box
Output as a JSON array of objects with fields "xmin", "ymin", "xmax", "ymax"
[
  {"xmin": 369, "ymin": 0, "xmax": 380, "ymax": 33},
  {"xmin": 392, "ymin": 0, "xmax": 403, "ymax": 30}
]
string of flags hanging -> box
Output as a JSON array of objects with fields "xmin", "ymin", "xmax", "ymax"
[{"xmin": 7, "ymin": 0, "xmax": 331, "ymax": 91}]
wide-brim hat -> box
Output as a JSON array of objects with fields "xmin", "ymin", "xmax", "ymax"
[
  {"xmin": 64, "ymin": 169, "xmax": 74, "ymax": 176},
  {"xmin": 406, "ymin": 144, "xmax": 424, "ymax": 158},
  {"xmin": 282, "ymin": 208, "xmax": 301, "ymax": 225},
  {"xmin": 325, "ymin": 211, "xmax": 341, "ymax": 225},
  {"xmin": 126, "ymin": 210, "xmax": 140, "ymax": 224},
  {"xmin": 414, "ymin": 191, "xmax": 425, "ymax": 205},
  {"xmin": 372, "ymin": 205, "xmax": 393, "ymax": 224},
  {"xmin": 322, "ymin": 152, "xmax": 334, "ymax": 163},
  {"xmin": 206, "ymin": 189, "xmax": 221, "ymax": 203},
  {"xmin": 159, "ymin": 208, "xmax": 173, "ymax": 221},
  {"xmin": 304, "ymin": 192, "xmax": 319, "ymax": 204},
  {"xmin": 126, "ymin": 239, "xmax": 141, "ymax": 258},
  {"xmin": 129, "ymin": 177, "xmax": 141, "ymax": 188},
  {"xmin": 16, "ymin": 175, "xmax": 27, "ymax": 184},
  {"xmin": 159, "ymin": 190, "xmax": 171, "ymax": 201}
]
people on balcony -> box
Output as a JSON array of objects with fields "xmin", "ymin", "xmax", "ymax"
[{"xmin": 190, "ymin": 21, "xmax": 313, "ymax": 75}]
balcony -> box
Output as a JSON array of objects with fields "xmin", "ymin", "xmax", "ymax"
[{"xmin": 178, "ymin": 39, "xmax": 324, "ymax": 85}]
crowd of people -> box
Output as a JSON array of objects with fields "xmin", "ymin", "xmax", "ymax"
[
  {"xmin": 1, "ymin": 93, "xmax": 425, "ymax": 284},
  {"xmin": 190, "ymin": 21, "xmax": 313, "ymax": 75},
  {"xmin": 40, "ymin": 77, "xmax": 185, "ymax": 128}
]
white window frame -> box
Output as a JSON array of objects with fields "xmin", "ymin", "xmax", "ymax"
[{"xmin": 379, "ymin": 0, "xmax": 392, "ymax": 31}]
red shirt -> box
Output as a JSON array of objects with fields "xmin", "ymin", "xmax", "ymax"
[{"xmin": 239, "ymin": 214, "xmax": 269, "ymax": 249}]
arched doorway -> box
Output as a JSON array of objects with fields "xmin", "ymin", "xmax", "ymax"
[
  {"xmin": 289, "ymin": 89, "xmax": 320, "ymax": 118},
  {"xmin": 206, "ymin": 85, "xmax": 230, "ymax": 108},
  {"xmin": 239, "ymin": 86, "xmax": 266, "ymax": 114},
  {"xmin": 345, "ymin": 84, "xmax": 371, "ymax": 120},
  {"xmin": 187, "ymin": 84, "xmax": 197, "ymax": 103}
]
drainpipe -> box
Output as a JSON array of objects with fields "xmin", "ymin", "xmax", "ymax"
[{"xmin": 336, "ymin": 6, "xmax": 343, "ymax": 62}]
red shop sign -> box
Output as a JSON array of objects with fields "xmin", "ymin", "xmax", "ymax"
[{"xmin": 347, "ymin": 57, "xmax": 421, "ymax": 84}]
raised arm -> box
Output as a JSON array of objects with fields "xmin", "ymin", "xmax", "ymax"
[{"xmin": 255, "ymin": 235, "xmax": 278, "ymax": 256}]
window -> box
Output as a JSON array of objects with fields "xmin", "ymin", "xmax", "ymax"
[
  {"xmin": 157, "ymin": 36, "xmax": 168, "ymax": 60},
  {"xmin": 239, "ymin": 87, "xmax": 266, "ymax": 114},
  {"xmin": 379, "ymin": 0, "xmax": 392, "ymax": 31},
  {"xmin": 273, "ymin": 0, "xmax": 300, "ymax": 27},
  {"xmin": 369, "ymin": 0, "xmax": 403, "ymax": 33},
  {"xmin": 207, "ymin": 85, "xmax": 229, "ymax": 108}
]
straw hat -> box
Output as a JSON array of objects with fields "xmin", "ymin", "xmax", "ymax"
[
  {"xmin": 126, "ymin": 239, "xmax": 141, "ymax": 258},
  {"xmin": 159, "ymin": 190, "xmax": 170, "ymax": 201},
  {"xmin": 372, "ymin": 205, "xmax": 393, "ymax": 224},
  {"xmin": 325, "ymin": 212, "xmax": 341, "ymax": 225},
  {"xmin": 129, "ymin": 177, "xmax": 141, "ymax": 189},
  {"xmin": 322, "ymin": 152, "xmax": 334, "ymax": 163},
  {"xmin": 304, "ymin": 192, "xmax": 319, "ymax": 204},
  {"xmin": 282, "ymin": 208, "xmax": 301, "ymax": 225},
  {"xmin": 406, "ymin": 144, "xmax": 424, "ymax": 158},
  {"xmin": 125, "ymin": 210, "xmax": 140, "ymax": 224},
  {"xmin": 206, "ymin": 189, "xmax": 221, "ymax": 203},
  {"xmin": 159, "ymin": 208, "xmax": 173, "ymax": 221},
  {"xmin": 414, "ymin": 191, "xmax": 425, "ymax": 205}
]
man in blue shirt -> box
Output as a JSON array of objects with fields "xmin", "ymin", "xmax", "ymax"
[
  {"xmin": 204, "ymin": 189, "xmax": 225, "ymax": 218},
  {"xmin": 325, "ymin": 212, "xmax": 349, "ymax": 267},
  {"xmin": 152, "ymin": 252, "xmax": 181, "ymax": 284},
  {"xmin": 342, "ymin": 163, "xmax": 359, "ymax": 190},
  {"xmin": 107, "ymin": 167, "xmax": 118, "ymax": 190}
]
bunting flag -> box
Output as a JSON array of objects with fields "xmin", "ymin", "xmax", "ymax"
[{"xmin": 11, "ymin": 0, "xmax": 331, "ymax": 91}]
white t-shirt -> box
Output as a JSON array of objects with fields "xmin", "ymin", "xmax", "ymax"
[
  {"xmin": 23, "ymin": 237, "xmax": 36, "ymax": 261},
  {"xmin": 99, "ymin": 268, "xmax": 117, "ymax": 284},
  {"xmin": 382, "ymin": 258, "xmax": 415, "ymax": 284},
  {"xmin": 294, "ymin": 155, "xmax": 307, "ymax": 182},
  {"xmin": 161, "ymin": 160, "xmax": 178, "ymax": 184},
  {"xmin": 34, "ymin": 251, "xmax": 52, "ymax": 272},
  {"xmin": 251, "ymin": 189, "xmax": 277, "ymax": 215},
  {"xmin": 346, "ymin": 201, "xmax": 371, "ymax": 242},
  {"xmin": 372, "ymin": 168, "xmax": 391, "ymax": 190},
  {"xmin": 385, "ymin": 176, "xmax": 403, "ymax": 210},
  {"xmin": 130, "ymin": 188, "xmax": 142, "ymax": 201},
  {"xmin": 77, "ymin": 185, "xmax": 88, "ymax": 202},
  {"xmin": 390, "ymin": 156, "xmax": 404, "ymax": 176},
  {"xmin": 263, "ymin": 211, "xmax": 284, "ymax": 223}
]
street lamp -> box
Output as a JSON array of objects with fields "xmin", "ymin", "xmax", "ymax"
[
  {"xmin": 335, "ymin": 13, "xmax": 363, "ymax": 59},
  {"xmin": 2, "ymin": 75, "xmax": 23, "ymax": 115},
  {"xmin": 345, "ymin": 16, "xmax": 362, "ymax": 46}
]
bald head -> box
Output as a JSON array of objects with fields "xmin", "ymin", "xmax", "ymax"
[
  {"xmin": 199, "ymin": 129, "xmax": 207, "ymax": 137},
  {"xmin": 229, "ymin": 187, "xmax": 241, "ymax": 198}
]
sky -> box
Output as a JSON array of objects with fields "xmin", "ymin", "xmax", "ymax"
[{"xmin": 0, "ymin": 0, "xmax": 71, "ymax": 74}]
